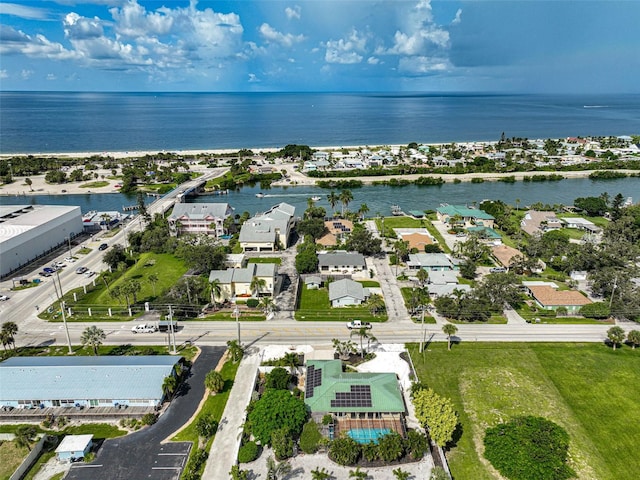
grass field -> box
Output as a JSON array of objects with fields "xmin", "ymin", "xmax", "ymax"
[
  {"xmin": 409, "ymin": 343, "xmax": 640, "ymax": 480},
  {"xmin": 0, "ymin": 441, "xmax": 28, "ymax": 480},
  {"xmin": 295, "ymin": 285, "xmax": 387, "ymax": 322},
  {"xmin": 247, "ymin": 257, "xmax": 282, "ymax": 265},
  {"xmin": 79, "ymin": 181, "xmax": 109, "ymax": 189}
]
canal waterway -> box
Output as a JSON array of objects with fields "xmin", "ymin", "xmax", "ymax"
[{"xmin": 2, "ymin": 177, "xmax": 638, "ymax": 217}]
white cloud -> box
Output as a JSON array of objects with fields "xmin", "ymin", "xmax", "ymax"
[
  {"xmin": 21, "ymin": 69, "xmax": 33, "ymax": 79},
  {"xmin": 47, "ymin": 73, "xmax": 57, "ymax": 80},
  {"xmin": 0, "ymin": 3, "xmax": 50, "ymax": 20},
  {"xmin": 0, "ymin": 25, "xmax": 78, "ymax": 60},
  {"xmin": 0, "ymin": 69, "xmax": 8, "ymax": 79},
  {"xmin": 259, "ymin": 23, "xmax": 304, "ymax": 47},
  {"xmin": 452, "ymin": 8, "xmax": 462, "ymax": 25},
  {"xmin": 324, "ymin": 29, "xmax": 368, "ymax": 65},
  {"xmin": 285, "ymin": 6, "xmax": 301, "ymax": 20},
  {"xmin": 398, "ymin": 56, "xmax": 451, "ymax": 75},
  {"xmin": 367, "ymin": 56, "xmax": 380, "ymax": 65},
  {"xmin": 248, "ymin": 73, "xmax": 260, "ymax": 82}
]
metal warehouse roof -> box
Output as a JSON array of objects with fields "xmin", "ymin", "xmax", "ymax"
[
  {"xmin": 304, "ymin": 360, "xmax": 405, "ymax": 414},
  {"xmin": 0, "ymin": 356, "xmax": 179, "ymax": 401}
]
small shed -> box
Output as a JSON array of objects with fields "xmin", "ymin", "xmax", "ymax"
[
  {"xmin": 305, "ymin": 275, "xmax": 323, "ymax": 289},
  {"xmin": 55, "ymin": 434, "xmax": 93, "ymax": 462}
]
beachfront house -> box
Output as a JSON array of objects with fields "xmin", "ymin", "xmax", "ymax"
[
  {"xmin": 304, "ymin": 360, "xmax": 406, "ymax": 443},
  {"xmin": 317, "ymin": 219, "xmax": 353, "ymax": 247},
  {"xmin": 239, "ymin": 203, "xmax": 296, "ymax": 252},
  {"xmin": 328, "ymin": 279, "xmax": 370, "ymax": 307},
  {"xmin": 208, "ymin": 263, "xmax": 278, "ymax": 301},
  {"xmin": 168, "ymin": 203, "xmax": 234, "ymax": 237},
  {"xmin": 436, "ymin": 205, "xmax": 495, "ymax": 228}
]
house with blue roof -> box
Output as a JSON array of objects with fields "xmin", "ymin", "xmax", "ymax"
[{"xmin": 0, "ymin": 356, "xmax": 180, "ymax": 410}]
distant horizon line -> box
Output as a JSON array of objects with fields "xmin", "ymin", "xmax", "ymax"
[{"xmin": 1, "ymin": 90, "xmax": 639, "ymax": 96}]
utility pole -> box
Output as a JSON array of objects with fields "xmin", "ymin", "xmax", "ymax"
[
  {"xmin": 234, "ymin": 305, "xmax": 241, "ymax": 345},
  {"xmin": 419, "ymin": 303, "xmax": 426, "ymax": 353},
  {"xmin": 609, "ymin": 276, "xmax": 618, "ymax": 311},
  {"xmin": 168, "ymin": 305, "xmax": 177, "ymax": 354},
  {"xmin": 54, "ymin": 270, "xmax": 73, "ymax": 354}
]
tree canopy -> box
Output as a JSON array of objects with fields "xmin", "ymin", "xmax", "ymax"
[
  {"xmin": 247, "ymin": 389, "xmax": 307, "ymax": 445},
  {"xmin": 411, "ymin": 388, "xmax": 458, "ymax": 447}
]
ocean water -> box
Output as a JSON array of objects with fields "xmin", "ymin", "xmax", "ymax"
[{"xmin": 1, "ymin": 92, "xmax": 639, "ymax": 154}]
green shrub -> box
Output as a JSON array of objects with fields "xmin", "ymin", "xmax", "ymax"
[
  {"xmin": 405, "ymin": 429, "xmax": 428, "ymax": 460},
  {"xmin": 247, "ymin": 298, "xmax": 259, "ymax": 308},
  {"xmin": 579, "ymin": 302, "xmax": 610, "ymax": 319},
  {"xmin": 483, "ymin": 416, "xmax": 574, "ymax": 480},
  {"xmin": 377, "ymin": 432, "xmax": 405, "ymax": 462},
  {"xmin": 329, "ymin": 436, "xmax": 361, "ymax": 466},
  {"xmin": 238, "ymin": 440, "xmax": 260, "ymax": 463},
  {"xmin": 361, "ymin": 441, "xmax": 378, "ymax": 462},
  {"xmin": 271, "ymin": 427, "xmax": 294, "ymax": 460},
  {"xmin": 141, "ymin": 413, "xmax": 157, "ymax": 425},
  {"xmin": 205, "ymin": 370, "xmax": 225, "ymax": 393},
  {"xmin": 322, "ymin": 414, "xmax": 333, "ymax": 425},
  {"xmin": 265, "ymin": 367, "xmax": 291, "ymax": 390},
  {"xmin": 299, "ymin": 421, "xmax": 321, "ymax": 454}
]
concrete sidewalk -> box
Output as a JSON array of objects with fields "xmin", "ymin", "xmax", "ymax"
[{"xmin": 202, "ymin": 350, "xmax": 261, "ymax": 479}]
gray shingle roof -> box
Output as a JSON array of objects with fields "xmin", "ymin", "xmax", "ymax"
[
  {"xmin": 169, "ymin": 203, "xmax": 232, "ymax": 220},
  {"xmin": 318, "ymin": 251, "xmax": 366, "ymax": 268},
  {"xmin": 239, "ymin": 202, "xmax": 295, "ymax": 243},
  {"xmin": 329, "ymin": 279, "xmax": 368, "ymax": 301},
  {"xmin": 208, "ymin": 263, "xmax": 277, "ymax": 284},
  {"xmin": 408, "ymin": 253, "xmax": 453, "ymax": 268},
  {"xmin": 0, "ymin": 356, "xmax": 179, "ymax": 402}
]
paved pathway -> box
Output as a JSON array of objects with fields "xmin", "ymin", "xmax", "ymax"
[{"xmin": 202, "ymin": 350, "xmax": 261, "ymax": 479}]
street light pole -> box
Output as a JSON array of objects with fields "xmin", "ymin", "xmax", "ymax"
[
  {"xmin": 54, "ymin": 270, "xmax": 73, "ymax": 354},
  {"xmin": 234, "ymin": 305, "xmax": 241, "ymax": 345},
  {"xmin": 419, "ymin": 303, "xmax": 426, "ymax": 353},
  {"xmin": 168, "ymin": 305, "xmax": 177, "ymax": 354}
]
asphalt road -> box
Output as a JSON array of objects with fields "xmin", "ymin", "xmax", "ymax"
[{"xmin": 65, "ymin": 346, "xmax": 225, "ymax": 480}]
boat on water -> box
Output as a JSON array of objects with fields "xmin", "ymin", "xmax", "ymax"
[
  {"xmin": 255, "ymin": 193, "xmax": 265, "ymax": 198},
  {"xmin": 311, "ymin": 196, "xmax": 321, "ymax": 202},
  {"xmin": 391, "ymin": 205, "xmax": 403, "ymax": 216}
]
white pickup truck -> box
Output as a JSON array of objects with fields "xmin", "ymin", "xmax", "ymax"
[
  {"xmin": 131, "ymin": 323, "xmax": 157, "ymax": 333},
  {"xmin": 346, "ymin": 320, "xmax": 372, "ymax": 330}
]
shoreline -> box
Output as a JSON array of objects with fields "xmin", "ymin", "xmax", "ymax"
[{"xmin": 1, "ymin": 168, "xmax": 638, "ymax": 198}]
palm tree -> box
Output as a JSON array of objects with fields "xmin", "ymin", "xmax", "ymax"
[
  {"xmin": 393, "ymin": 239, "xmax": 409, "ymax": 276},
  {"xmin": 81, "ymin": 326, "xmax": 106, "ymax": 355},
  {"xmin": 442, "ymin": 323, "xmax": 458, "ymax": 351},
  {"xmin": 327, "ymin": 191, "xmax": 339, "ymax": 214},
  {"xmin": 358, "ymin": 203, "xmax": 369, "ymax": 220},
  {"xmin": 209, "ymin": 278, "xmax": 223, "ymax": 307},
  {"xmin": 0, "ymin": 330, "xmax": 12, "ymax": 352},
  {"xmin": 515, "ymin": 198, "xmax": 521, "ymax": 211},
  {"xmin": 250, "ymin": 276, "xmax": 267, "ymax": 297},
  {"xmin": 311, "ymin": 467, "xmax": 332, "ymax": 480},
  {"xmin": 259, "ymin": 296, "xmax": 275, "ymax": 315},
  {"xmin": 226, "ymin": 340, "xmax": 244, "ymax": 362},
  {"xmin": 282, "ymin": 351, "xmax": 299, "ymax": 375},
  {"xmin": 349, "ymin": 467, "xmax": 368, "ymax": 479},
  {"xmin": 416, "ymin": 268, "xmax": 429, "ymax": 287},
  {"xmin": 148, "ymin": 273, "xmax": 159, "ymax": 296},
  {"xmin": 266, "ymin": 456, "xmax": 291, "ymax": 480},
  {"xmin": 100, "ymin": 213, "xmax": 112, "ymax": 230},
  {"xmin": 162, "ymin": 375, "xmax": 178, "ymax": 399},
  {"xmin": 339, "ymin": 189, "xmax": 353, "ymax": 216},
  {"xmin": 350, "ymin": 326, "xmax": 373, "ymax": 358},
  {"xmin": 365, "ymin": 294, "xmax": 385, "ymax": 316},
  {"xmin": 14, "ymin": 425, "xmax": 37, "ymax": 450},
  {"xmin": 1, "ymin": 322, "xmax": 18, "ymax": 351},
  {"xmin": 25, "ymin": 177, "xmax": 33, "ymax": 191}
]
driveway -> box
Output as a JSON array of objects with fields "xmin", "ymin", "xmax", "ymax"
[{"xmin": 65, "ymin": 346, "xmax": 225, "ymax": 480}]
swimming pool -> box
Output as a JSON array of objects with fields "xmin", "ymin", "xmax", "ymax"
[{"xmin": 347, "ymin": 428, "xmax": 391, "ymax": 444}]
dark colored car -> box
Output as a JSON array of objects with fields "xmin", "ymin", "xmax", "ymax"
[
  {"xmin": 43, "ymin": 267, "xmax": 55, "ymax": 274},
  {"xmin": 99, "ymin": 243, "xmax": 108, "ymax": 251},
  {"xmin": 76, "ymin": 267, "xmax": 88, "ymax": 274}
]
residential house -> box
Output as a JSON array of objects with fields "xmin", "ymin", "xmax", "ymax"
[
  {"xmin": 428, "ymin": 270, "xmax": 459, "ymax": 285},
  {"xmin": 466, "ymin": 226, "xmax": 502, "ymax": 245},
  {"xmin": 563, "ymin": 217, "xmax": 600, "ymax": 233},
  {"xmin": 491, "ymin": 245, "xmax": 525, "ymax": 270},
  {"xmin": 168, "ymin": 203, "xmax": 234, "ymax": 237},
  {"xmin": 527, "ymin": 285, "xmax": 591, "ymax": 313},
  {"xmin": 208, "ymin": 263, "xmax": 278, "ymax": 300},
  {"xmin": 318, "ymin": 251, "xmax": 366, "ymax": 274},
  {"xmin": 239, "ymin": 203, "xmax": 296, "ymax": 252},
  {"xmin": 520, "ymin": 210, "xmax": 563, "ymax": 236},
  {"xmin": 436, "ymin": 205, "xmax": 495, "ymax": 228},
  {"xmin": 224, "ymin": 254, "xmax": 247, "ymax": 269},
  {"xmin": 394, "ymin": 229, "xmax": 434, "ymax": 250},
  {"xmin": 304, "ymin": 360, "xmax": 406, "ymax": 441},
  {"xmin": 427, "ymin": 283, "xmax": 471, "ymax": 298},
  {"xmin": 329, "ymin": 279, "xmax": 370, "ymax": 307},
  {"xmin": 304, "ymin": 275, "xmax": 323, "ymax": 290},
  {"xmin": 317, "ymin": 219, "xmax": 353, "ymax": 247},
  {"xmin": 407, "ymin": 253, "xmax": 458, "ymax": 271}
]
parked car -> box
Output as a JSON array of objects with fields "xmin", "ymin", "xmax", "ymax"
[
  {"xmin": 52, "ymin": 261, "xmax": 65, "ymax": 268},
  {"xmin": 84, "ymin": 271, "xmax": 95, "ymax": 278},
  {"xmin": 64, "ymin": 257, "xmax": 76, "ymax": 263},
  {"xmin": 346, "ymin": 319, "xmax": 372, "ymax": 330},
  {"xmin": 131, "ymin": 324, "xmax": 157, "ymax": 334},
  {"xmin": 0, "ymin": 295, "xmax": 9, "ymax": 301},
  {"xmin": 76, "ymin": 267, "xmax": 88, "ymax": 274},
  {"xmin": 39, "ymin": 271, "xmax": 52, "ymax": 277},
  {"xmin": 43, "ymin": 267, "xmax": 55, "ymax": 274},
  {"xmin": 489, "ymin": 267, "xmax": 507, "ymax": 273},
  {"xmin": 98, "ymin": 243, "xmax": 108, "ymax": 251}
]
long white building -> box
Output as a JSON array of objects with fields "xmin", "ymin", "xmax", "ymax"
[{"xmin": 0, "ymin": 204, "xmax": 83, "ymax": 277}]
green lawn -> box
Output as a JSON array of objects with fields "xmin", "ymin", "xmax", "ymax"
[
  {"xmin": 1, "ymin": 345, "xmax": 198, "ymax": 362},
  {"xmin": 375, "ymin": 216, "xmax": 450, "ymax": 253},
  {"xmin": 357, "ymin": 280, "xmax": 380, "ymax": 287},
  {"xmin": 409, "ymin": 343, "xmax": 640, "ymax": 480},
  {"xmin": 448, "ymin": 314, "xmax": 507, "ymax": 324},
  {"xmin": 558, "ymin": 213, "xmax": 609, "ymax": 229},
  {"xmin": 0, "ymin": 441, "xmax": 28, "ymax": 480},
  {"xmin": 295, "ymin": 285, "xmax": 387, "ymax": 322},
  {"xmin": 79, "ymin": 181, "xmax": 109, "ymax": 189},
  {"xmin": 247, "ymin": 257, "xmax": 282, "ymax": 265}
]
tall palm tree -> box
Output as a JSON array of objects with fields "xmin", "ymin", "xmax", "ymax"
[
  {"xmin": 14, "ymin": 425, "xmax": 37, "ymax": 451},
  {"xmin": 442, "ymin": 323, "xmax": 458, "ymax": 351},
  {"xmin": 81, "ymin": 326, "xmax": 106, "ymax": 355},
  {"xmin": 1, "ymin": 322, "xmax": 18, "ymax": 351},
  {"xmin": 162, "ymin": 375, "xmax": 178, "ymax": 399},
  {"xmin": 350, "ymin": 326, "xmax": 373, "ymax": 358},
  {"xmin": 148, "ymin": 273, "xmax": 159, "ymax": 296},
  {"xmin": 365, "ymin": 294, "xmax": 385, "ymax": 316},
  {"xmin": 250, "ymin": 276, "xmax": 267, "ymax": 297},
  {"xmin": 282, "ymin": 351, "xmax": 299, "ymax": 375},
  {"xmin": 327, "ymin": 191, "xmax": 339, "ymax": 214},
  {"xmin": 259, "ymin": 296, "xmax": 275, "ymax": 315},
  {"xmin": 0, "ymin": 330, "xmax": 12, "ymax": 352},
  {"xmin": 209, "ymin": 278, "xmax": 223, "ymax": 307},
  {"xmin": 339, "ymin": 189, "xmax": 353, "ymax": 216},
  {"xmin": 393, "ymin": 239, "xmax": 409, "ymax": 276},
  {"xmin": 266, "ymin": 456, "xmax": 291, "ymax": 480},
  {"xmin": 358, "ymin": 203, "xmax": 369, "ymax": 220},
  {"xmin": 416, "ymin": 268, "xmax": 429, "ymax": 287}
]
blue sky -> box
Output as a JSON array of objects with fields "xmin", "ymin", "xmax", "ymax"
[{"xmin": 0, "ymin": 0, "xmax": 638, "ymax": 92}]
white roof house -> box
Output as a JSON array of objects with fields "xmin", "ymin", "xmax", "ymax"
[{"xmin": 56, "ymin": 435, "xmax": 93, "ymax": 461}]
